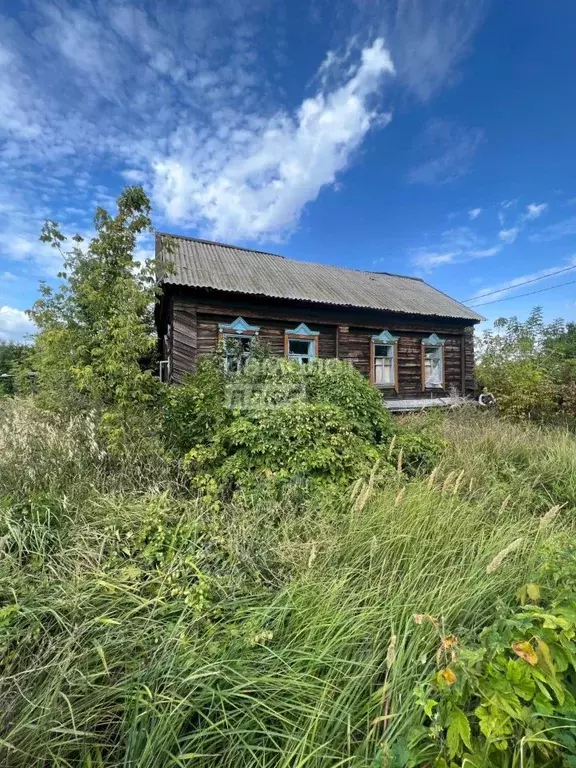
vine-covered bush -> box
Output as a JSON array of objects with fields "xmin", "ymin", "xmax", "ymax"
[
  {"xmin": 164, "ymin": 358, "xmax": 444, "ymax": 501},
  {"xmin": 163, "ymin": 358, "xmax": 229, "ymax": 456}
]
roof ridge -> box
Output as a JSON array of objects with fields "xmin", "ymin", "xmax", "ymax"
[
  {"xmin": 156, "ymin": 232, "xmax": 286, "ymax": 259},
  {"xmin": 157, "ymin": 232, "xmax": 424, "ymax": 282}
]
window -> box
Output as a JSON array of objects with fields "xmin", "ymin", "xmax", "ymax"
[
  {"xmin": 374, "ymin": 344, "xmax": 395, "ymax": 385},
  {"xmin": 288, "ymin": 338, "xmax": 314, "ymax": 364},
  {"xmin": 223, "ymin": 335, "xmax": 253, "ymax": 372},
  {"xmin": 422, "ymin": 334, "xmax": 444, "ymax": 389},
  {"xmin": 284, "ymin": 323, "xmax": 319, "ymax": 364},
  {"xmin": 218, "ymin": 317, "xmax": 260, "ymax": 373},
  {"xmin": 370, "ymin": 330, "xmax": 398, "ymax": 389}
]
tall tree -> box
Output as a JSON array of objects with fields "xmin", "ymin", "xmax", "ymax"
[{"xmin": 28, "ymin": 187, "xmax": 163, "ymax": 443}]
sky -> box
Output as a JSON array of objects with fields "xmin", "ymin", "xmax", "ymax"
[{"xmin": 1, "ymin": 0, "xmax": 576, "ymax": 342}]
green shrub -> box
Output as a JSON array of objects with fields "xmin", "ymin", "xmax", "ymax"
[
  {"xmin": 188, "ymin": 400, "xmax": 383, "ymax": 498},
  {"xmin": 163, "ymin": 358, "xmax": 229, "ymax": 456},
  {"xmin": 172, "ymin": 359, "xmax": 407, "ymax": 500},
  {"xmin": 238, "ymin": 358, "xmax": 394, "ymax": 443}
]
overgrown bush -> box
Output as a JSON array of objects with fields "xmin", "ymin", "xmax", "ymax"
[
  {"xmin": 164, "ymin": 358, "xmax": 441, "ymax": 501},
  {"xmin": 477, "ymin": 308, "xmax": 576, "ymax": 421},
  {"xmin": 163, "ymin": 358, "xmax": 229, "ymax": 456}
]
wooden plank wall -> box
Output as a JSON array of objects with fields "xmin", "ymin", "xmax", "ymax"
[
  {"xmin": 170, "ymin": 295, "xmax": 476, "ymax": 396},
  {"xmin": 196, "ymin": 314, "xmax": 337, "ymax": 360},
  {"xmin": 172, "ymin": 305, "xmax": 197, "ymax": 383}
]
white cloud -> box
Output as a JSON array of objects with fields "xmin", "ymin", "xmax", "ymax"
[
  {"xmin": 524, "ymin": 202, "xmax": 548, "ymax": 221},
  {"xmin": 152, "ymin": 39, "xmax": 395, "ymax": 240},
  {"xmin": 411, "ymin": 226, "xmax": 502, "ymax": 271},
  {"xmin": 0, "ymin": 0, "xmax": 489, "ymax": 274},
  {"xmin": 411, "ymin": 251, "xmax": 459, "ymax": 269},
  {"xmin": 0, "ymin": 306, "xmax": 34, "ymax": 342},
  {"xmin": 468, "ymin": 207, "xmax": 482, "ymax": 220},
  {"xmin": 408, "ymin": 118, "xmax": 484, "ymax": 185},
  {"xmin": 499, "ymin": 227, "xmax": 519, "ymax": 244}
]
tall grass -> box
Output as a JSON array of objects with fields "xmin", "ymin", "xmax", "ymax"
[{"xmin": 0, "ymin": 401, "xmax": 574, "ymax": 766}]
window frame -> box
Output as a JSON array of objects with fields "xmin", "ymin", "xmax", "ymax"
[
  {"xmin": 218, "ymin": 317, "xmax": 260, "ymax": 373},
  {"xmin": 284, "ymin": 323, "xmax": 319, "ymax": 364},
  {"xmin": 370, "ymin": 330, "xmax": 399, "ymax": 391},
  {"xmin": 421, "ymin": 333, "xmax": 445, "ymax": 390}
]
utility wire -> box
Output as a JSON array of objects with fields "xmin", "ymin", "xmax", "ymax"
[
  {"xmin": 460, "ymin": 263, "xmax": 576, "ymax": 303},
  {"xmin": 468, "ymin": 278, "xmax": 576, "ymax": 308}
]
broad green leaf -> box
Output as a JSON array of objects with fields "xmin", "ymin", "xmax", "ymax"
[{"xmin": 446, "ymin": 708, "xmax": 472, "ymax": 758}]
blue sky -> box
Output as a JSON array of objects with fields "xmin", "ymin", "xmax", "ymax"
[{"xmin": 1, "ymin": 0, "xmax": 576, "ymax": 341}]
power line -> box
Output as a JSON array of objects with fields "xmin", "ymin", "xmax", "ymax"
[
  {"xmin": 468, "ymin": 278, "xmax": 576, "ymax": 308},
  {"xmin": 460, "ymin": 263, "xmax": 576, "ymax": 303}
]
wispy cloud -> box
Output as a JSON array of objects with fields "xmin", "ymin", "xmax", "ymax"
[
  {"xmin": 0, "ymin": 2, "xmax": 399, "ymax": 249},
  {"xmin": 384, "ymin": 0, "xmax": 489, "ymax": 101},
  {"xmin": 496, "ymin": 200, "xmax": 549, "ymax": 244},
  {"xmin": 524, "ymin": 202, "xmax": 548, "ymax": 221},
  {"xmin": 408, "ymin": 118, "xmax": 484, "ymax": 185},
  {"xmin": 469, "ymin": 255, "xmax": 576, "ymax": 303},
  {"xmin": 469, "ymin": 207, "xmax": 482, "ymax": 220},
  {"xmin": 0, "ymin": 0, "xmax": 490, "ymax": 272},
  {"xmin": 530, "ymin": 216, "xmax": 576, "ymax": 243},
  {"xmin": 498, "ymin": 227, "xmax": 519, "ymax": 244},
  {"xmin": 411, "ymin": 226, "xmax": 501, "ymax": 271}
]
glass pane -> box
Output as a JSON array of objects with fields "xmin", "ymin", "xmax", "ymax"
[
  {"xmin": 382, "ymin": 358, "xmax": 394, "ymax": 384},
  {"xmin": 424, "ymin": 346, "xmax": 442, "ymax": 386},
  {"xmin": 374, "ymin": 348, "xmax": 394, "ymax": 386},
  {"xmin": 289, "ymin": 339, "xmax": 312, "ymax": 355}
]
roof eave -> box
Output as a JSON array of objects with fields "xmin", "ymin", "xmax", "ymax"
[{"xmin": 161, "ymin": 280, "xmax": 484, "ymax": 323}]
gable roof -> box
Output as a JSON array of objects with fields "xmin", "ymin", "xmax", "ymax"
[{"xmin": 157, "ymin": 234, "xmax": 483, "ymax": 322}]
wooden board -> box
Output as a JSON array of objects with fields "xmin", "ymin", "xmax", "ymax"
[{"xmin": 168, "ymin": 291, "xmax": 477, "ymax": 396}]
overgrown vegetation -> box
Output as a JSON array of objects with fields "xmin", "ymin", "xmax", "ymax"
[
  {"xmin": 476, "ymin": 308, "xmax": 576, "ymax": 420},
  {"xmin": 1, "ymin": 188, "xmax": 575, "ymax": 766},
  {"xmin": 0, "ymin": 341, "xmax": 30, "ymax": 395}
]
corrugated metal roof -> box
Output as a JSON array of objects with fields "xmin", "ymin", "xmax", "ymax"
[{"xmin": 157, "ymin": 234, "xmax": 483, "ymax": 322}]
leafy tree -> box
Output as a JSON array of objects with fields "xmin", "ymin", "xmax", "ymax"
[
  {"xmin": 0, "ymin": 342, "xmax": 30, "ymax": 395},
  {"xmin": 544, "ymin": 321, "xmax": 576, "ymax": 361},
  {"xmin": 28, "ymin": 186, "xmax": 164, "ymax": 446},
  {"xmin": 476, "ymin": 308, "xmax": 576, "ymax": 419}
]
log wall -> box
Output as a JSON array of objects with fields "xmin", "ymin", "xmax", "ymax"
[{"xmin": 169, "ymin": 291, "xmax": 476, "ymax": 397}]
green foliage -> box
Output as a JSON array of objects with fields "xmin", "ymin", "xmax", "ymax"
[
  {"xmin": 163, "ymin": 358, "xmax": 433, "ymax": 501},
  {"xmin": 0, "ymin": 342, "xmax": 30, "ymax": 395},
  {"xmin": 0, "ymin": 404, "xmax": 576, "ymax": 766},
  {"xmin": 190, "ymin": 400, "xmax": 382, "ymax": 498},
  {"xmin": 238, "ymin": 357, "xmax": 394, "ymax": 443},
  {"xmin": 477, "ymin": 308, "xmax": 576, "ymax": 420},
  {"xmin": 412, "ymin": 544, "xmax": 576, "ymax": 767},
  {"xmin": 163, "ymin": 358, "xmax": 229, "ymax": 456},
  {"xmin": 27, "ymin": 187, "xmax": 163, "ymax": 448}
]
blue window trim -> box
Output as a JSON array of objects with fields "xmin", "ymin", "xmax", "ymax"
[
  {"xmin": 218, "ymin": 317, "xmax": 260, "ymax": 334},
  {"xmin": 284, "ymin": 322, "xmax": 319, "ymax": 337},
  {"xmin": 371, "ymin": 329, "xmax": 399, "ymax": 344},
  {"xmin": 285, "ymin": 323, "xmax": 318, "ymax": 362},
  {"xmin": 421, "ymin": 333, "xmax": 445, "ymax": 346}
]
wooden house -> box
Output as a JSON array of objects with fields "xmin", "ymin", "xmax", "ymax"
[{"xmin": 155, "ymin": 234, "xmax": 483, "ymax": 409}]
